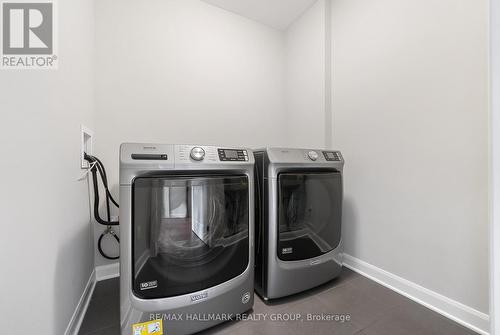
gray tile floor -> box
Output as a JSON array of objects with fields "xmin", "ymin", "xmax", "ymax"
[{"xmin": 78, "ymin": 269, "xmax": 477, "ymax": 335}]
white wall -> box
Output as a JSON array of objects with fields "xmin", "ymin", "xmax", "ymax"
[
  {"xmin": 331, "ymin": 0, "xmax": 489, "ymax": 317},
  {"xmin": 93, "ymin": 0, "xmax": 287, "ymax": 265},
  {"xmin": 0, "ymin": 0, "xmax": 96, "ymax": 333},
  {"xmin": 285, "ymin": 0, "xmax": 327, "ymax": 148},
  {"xmin": 491, "ymin": 0, "xmax": 500, "ymax": 332}
]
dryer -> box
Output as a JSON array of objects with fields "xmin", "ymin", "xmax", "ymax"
[
  {"xmin": 120, "ymin": 144, "xmax": 254, "ymax": 335},
  {"xmin": 254, "ymin": 148, "xmax": 344, "ymax": 300}
]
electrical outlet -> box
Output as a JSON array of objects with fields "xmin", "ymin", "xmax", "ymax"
[{"xmin": 81, "ymin": 125, "xmax": 93, "ymax": 169}]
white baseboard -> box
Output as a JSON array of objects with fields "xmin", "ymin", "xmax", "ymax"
[
  {"xmin": 96, "ymin": 262, "xmax": 120, "ymax": 281},
  {"xmin": 64, "ymin": 262, "xmax": 119, "ymax": 335},
  {"xmin": 343, "ymin": 254, "xmax": 490, "ymax": 335},
  {"xmin": 64, "ymin": 269, "xmax": 96, "ymax": 335}
]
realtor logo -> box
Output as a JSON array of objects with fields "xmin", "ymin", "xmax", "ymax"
[{"xmin": 1, "ymin": 0, "xmax": 57, "ymax": 69}]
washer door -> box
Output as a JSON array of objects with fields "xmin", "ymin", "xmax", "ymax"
[
  {"xmin": 132, "ymin": 174, "xmax": 249, "ymax": 299},
  {"xmin": 277, "ymin": 171, "xmax": 342, "ymax": 261}
]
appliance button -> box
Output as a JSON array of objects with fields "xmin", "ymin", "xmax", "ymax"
[
  {"xmin": 308, "ymin": 151, "xmax": 319, "ymax": 161},
  {"xmin": 190, "ymin": 147, "xmax": 205, "ymax": 161}
]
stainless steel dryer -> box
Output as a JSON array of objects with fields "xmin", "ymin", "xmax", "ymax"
[
  {"xmin": 254, "ymin": 148, "xmax": 344, "ymax": 300},
  {"xmin": 120, "ymin": 144, "xmax": 254, "ymax": 335}
]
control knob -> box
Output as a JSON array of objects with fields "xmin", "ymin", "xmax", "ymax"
[
  {"xmin": 190, "ymin": 147, "xmax": 205, "ymax": 161},
  {"xmin": 308, "ymin": 151, "xmax": 319, "ymax": 161}
]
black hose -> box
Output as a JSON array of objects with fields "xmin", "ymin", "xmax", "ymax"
[
  {"xmin": 87, "ymin": 159, "xmax": 119, "ymax": 226},
  {"xmin": 98, "ymin": 230, "xmax": 120, "ymax": 260},
  {"xmin": 84, "ymin": 153, "xmax": 120, "ymax": 260},
  {"xmin": 84, "ymin": 154, "xmax": 119, "ymax": 226},
  {"xmin": 93, "ymin": 158, "xmax": 111, "ymax": 221},
  {"xmin": 87, "ymin": 154, "xmax": 119, "ymax": 207}
]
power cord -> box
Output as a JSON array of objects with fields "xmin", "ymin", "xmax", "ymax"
[{"xmin": 84, "ymin": 153, "xmax": 120, "ymax": 260}]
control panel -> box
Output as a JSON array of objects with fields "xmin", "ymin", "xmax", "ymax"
[
  {"xmin": 218, "ymin": 148, "xmax": 249, "ymax": 162},
  {"xmin": 323, "ymin": 151, "xmax": 342, "ymax": 162}
]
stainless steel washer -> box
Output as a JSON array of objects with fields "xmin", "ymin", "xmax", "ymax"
[
  {"xmin": 120, "ymin": 144, "xmax": 254, "ymax": 335},
  {"xmin": 253, "ymin": 148, "xmax": 344, "ymax": 300}
]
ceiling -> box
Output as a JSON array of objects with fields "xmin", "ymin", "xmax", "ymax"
[{"xmin": 201, "ymin": 0, "xmax": 318, "ymax": 31}]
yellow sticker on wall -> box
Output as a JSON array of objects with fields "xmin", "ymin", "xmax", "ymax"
[{"xmin": 132, "ymin": 319, "xmax": 163, "ymax": 335}]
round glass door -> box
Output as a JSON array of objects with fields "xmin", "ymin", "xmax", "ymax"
[
  {"xmin": 132, "ymin": 174, "xmax": 249, "ymax": 299},
  {"xmin": 277, "ymin": 171, "xmax": 342, "ymax": 261}
]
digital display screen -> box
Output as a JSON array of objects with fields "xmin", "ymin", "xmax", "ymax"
[
  {"xmin": 224, "ymin": 150, "xmax": 239, "ymax": 159},
  {"xmin": 324, "ymin": 152, "xmax": 340, "ymax": 161}
]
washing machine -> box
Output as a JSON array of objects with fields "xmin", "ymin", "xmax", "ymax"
[
  {"xmin": 120, "ymin": 143, "xmax": 255, "ymax": 335},
  {"xmin": 253, "ymin": 148, "xmax": 344, "ymax": 300}
]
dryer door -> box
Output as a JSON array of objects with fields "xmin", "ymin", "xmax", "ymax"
[
  {"xmin": 132, "ymin": 174, "xmax": 249, "ymax": 299},
  {"xmin": 277, "ymin": 171, "xmax": 342, "ymax": 261}
]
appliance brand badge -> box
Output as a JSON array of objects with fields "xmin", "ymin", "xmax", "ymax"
[
  {"xmin": 282, "ymin": 247, "xmax": 293, "ymax": 254},
  {"xmin": 140, "ymin": 280, "xmax": 158, "ymax": 290},
  {"xmin": 190, "ymin": 291, "xmax": 208, "ymax": 302},
  {"xmin": 241, "ymin": 292, "xmax": 251, "ymax": 304}
]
